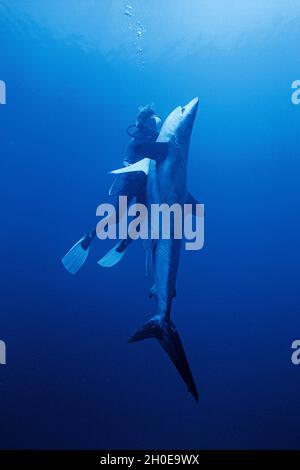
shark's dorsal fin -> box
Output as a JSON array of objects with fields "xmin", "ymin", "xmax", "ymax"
[
  {"xmin": 110, "ymin": 158, "xmax": 150, "ymax": 176},
  {"xmin": 134, "ymin": 142, "xmax": 169, "ymax": 162}
]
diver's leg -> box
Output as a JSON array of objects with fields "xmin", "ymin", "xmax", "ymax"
[
  {"xmin": 82, "ymin": 173, "xmax": 135, "ymax": 249},
  {"xmin": 111, "ymin": 173, "xmax": 137, "ymax": 249},
  {"xmin": 98, "ymin": 174, "xmax": 146, "ymax": 268},
  {"xmin": 97, "ymin": 189, "xmax": 133, "ymax": 267},
  {"xmin": 62, "ymin": 174, "xmax": 138, "ymax": 273},
  {"xmin": 82, "ymin": 178, "xmax": 134, "ymax": 250}
]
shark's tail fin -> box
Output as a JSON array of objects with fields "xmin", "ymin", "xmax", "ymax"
[{"xmin": 129, "ymin": 316, "xmax": 199, "ymax": 402}]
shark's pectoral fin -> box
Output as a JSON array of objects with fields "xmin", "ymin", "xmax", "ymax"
[
  {"xmin": 110, "ymin": 158, "xmax": 150, "ymax": 176},
  {"xmin": 133, "ymin": 142, "xmax": 169, "ymax": 162}
]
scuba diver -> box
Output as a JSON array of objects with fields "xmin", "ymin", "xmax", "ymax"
[{"xmin": 62, "ymin": 105, "xmax": 162, "ymax": 274}]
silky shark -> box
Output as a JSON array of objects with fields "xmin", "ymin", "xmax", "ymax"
[{"xmin": 114, "ymin": 98, "xmax": 200, "ymax": 401}]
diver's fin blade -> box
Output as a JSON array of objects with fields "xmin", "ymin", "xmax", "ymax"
[
  {"xmin": 129, "ymin": 317, "xmax": 199, "ymax": 402},
  {"xmin": 133, "ymin": 142, "xmax": 169, "ymax": 162},
  {"xmin": 97, "ymin": 240, "xmax": 129, "ymax": 268},
  {"xmin": 61, "ymin": 237, "xmax": 89, "ymax": 274},
  {"xmin": 110, "ymin": 158, "xmax": 150, "ymax": 176}
]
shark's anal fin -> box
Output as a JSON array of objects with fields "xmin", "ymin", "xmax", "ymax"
[
  {"xmin": 133, "ymin": 142, "xmax": 169, "ymax": 162},
  {"xmin": 110, "ymin": 158, "xmax": 150, "ymax": 176},
  {"xmin": 129, "ymin": 316, "xmax": 199, "ymax": 402}
]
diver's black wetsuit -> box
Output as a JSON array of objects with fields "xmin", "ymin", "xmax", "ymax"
[
  {"xmin": 111, "ymin": 136, "xmax": 149, "ymax": 208},
  {"xmin": 81, "ymin": 119, "xmax": 160, "ymax": 252}
]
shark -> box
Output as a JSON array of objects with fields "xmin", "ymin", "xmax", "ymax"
[
  {"xmin": 114, "ymin": 98, "xmax": 200, "ymax": 401},
  {"xmin": 62, "ymin": 98, "xmax": 201, "ymax": 400}
]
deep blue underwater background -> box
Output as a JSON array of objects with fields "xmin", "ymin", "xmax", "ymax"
[{"xmin": 0, "ymin": 0, "xmax": 300, "ymax": 449}]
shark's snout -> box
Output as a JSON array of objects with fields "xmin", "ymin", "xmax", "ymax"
[
  {"xmin": 182, "ymin": 97, "xmax": 199, "ymax": 116},
  {"xmin": 158, "ymin": 97, "xmax": 199, "ymax": 147},
  {"xmin": 178, "ymin": 97, "xmax": 199, "ymax": 136}
]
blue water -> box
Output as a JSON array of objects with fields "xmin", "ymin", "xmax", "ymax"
[{"xmin": 0, "ymin": 0, "xmax": 300, "ymax": 449}]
